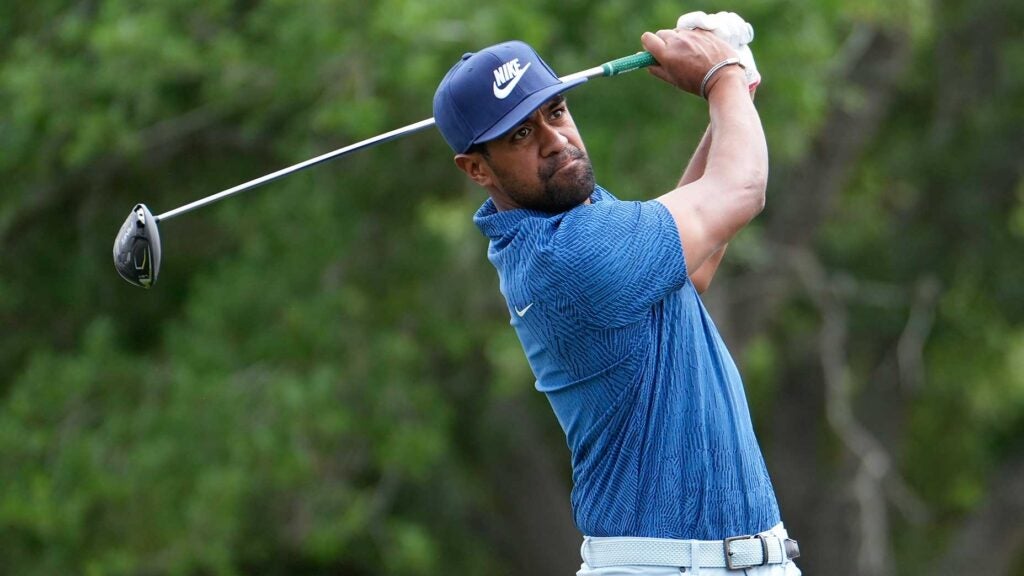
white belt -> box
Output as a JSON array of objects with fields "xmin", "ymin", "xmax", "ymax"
[{"xmin": 581, "ymin": 533, "xmax": 800, "ymax": 570}]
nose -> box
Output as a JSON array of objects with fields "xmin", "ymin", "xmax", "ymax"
[{"xmin": 537, "ymin": 122, "xmax": 568, "ymax": 158}]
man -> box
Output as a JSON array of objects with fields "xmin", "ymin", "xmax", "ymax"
[{"xmin": 433, "ymin": 12, "xmax": 800, "ymax": 575}]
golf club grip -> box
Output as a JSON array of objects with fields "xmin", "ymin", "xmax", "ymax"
[{"xmin": 601, "ymin": 51, "xmax": 658, "ymax": 76}]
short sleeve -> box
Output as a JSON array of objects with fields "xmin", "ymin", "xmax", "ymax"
[{"xmin": 547, "ymin": 199, "xmax": 689, "ymax": 327}]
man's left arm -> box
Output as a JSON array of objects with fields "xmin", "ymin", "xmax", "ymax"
[
  {"xmin": 681, "ymin": 89, "xmax": 757, "ymax": 293},
  {"xmin": 675, "ymin": 11, "xmax": 760, "ymax": 293}
]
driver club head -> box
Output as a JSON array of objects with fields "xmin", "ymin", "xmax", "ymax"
[{"xmin": 113, "ymin": 203, "xmax": 162, "ymax": 289}]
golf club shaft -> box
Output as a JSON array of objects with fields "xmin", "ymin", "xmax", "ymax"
[
  {"xmin": 156, "ymin": 118, "xmax": 436, "ymax": 221},
  {"xmin": 155, "ymin": 51, "xmax": 656, "ymax": 223}
]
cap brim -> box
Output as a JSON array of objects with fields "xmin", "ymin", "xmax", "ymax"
[{"xmin": 470, "ymin": 77, "xmax": 588, "ymax": 149}]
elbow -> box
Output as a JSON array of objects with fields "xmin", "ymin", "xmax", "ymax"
[
  {"xmin": 744, "ymin": 168, "xmax": 768, "ymax": 215},
  {"xmin": 689, "ymin": 266, "xmax": 712, "ymax": 294},
  {"xmin": 753, "ymin": 182, "xmax": 767, "ymax": 215},
  {"xmin": 692, "ymin": 276, "xmax": 711, "ymax": 294},
  {"xmin": 714, "ymin": 164, "xmax": 767, "ymax": 216}
]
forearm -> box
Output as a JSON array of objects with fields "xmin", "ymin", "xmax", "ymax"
[
  {"xmin": 678, "ymin": 125, "xmax": 712, "ymax": 188},
  {"xmin": 680, "ymin": 86, "xmax": 756, "ymax": 188},
  {"xmin": 702, "ymin": 69, "xmax": 768, "ymax": 223}
]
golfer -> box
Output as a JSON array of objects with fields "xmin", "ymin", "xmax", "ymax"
[{"xmin": 434, "ymin": 12, "xmax": 800, "ymax": 575}]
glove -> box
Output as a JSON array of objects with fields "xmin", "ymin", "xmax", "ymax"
[
  {"xmin": 676, "ymin": 11, "xmax": 761, "ymax": 89},
  {"xmin": 678, "ymin": 11, "xmax": 754, "ymax": 45}
]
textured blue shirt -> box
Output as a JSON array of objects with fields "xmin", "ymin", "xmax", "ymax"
[{"xmin": 473, "ymin": 186, "xmax": 780, "ymax": 540}]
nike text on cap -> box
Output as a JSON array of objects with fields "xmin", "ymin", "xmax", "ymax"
[{"xmin": 433, "ymin": 40, "xmax": 588, "ymax": 153}]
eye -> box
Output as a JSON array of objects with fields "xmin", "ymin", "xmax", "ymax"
[
  {"xmin": 551, "ymin": 107, "xmax": 566, "ymax": 119},
  {"xmin": 510, "ymin": 126, "xmax": 532, "ymax": 142}
]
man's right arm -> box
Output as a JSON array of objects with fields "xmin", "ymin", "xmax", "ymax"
[{"xmin": 641, "ymin": 30, "xmax": 768, "ymax": 277}]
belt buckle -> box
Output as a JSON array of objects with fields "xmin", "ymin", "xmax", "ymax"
[
  {"xmin": 724, "ymin": 534, "xmax": 769, "ymax": 570},
  {"xmin": 785, "ymin": 538, "xmax": 801, "ymax": 559}
]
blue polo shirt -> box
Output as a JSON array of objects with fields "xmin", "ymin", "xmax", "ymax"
[{"xmin": 473, "ymin": 185, "xmax": 780, "ymax": 540}]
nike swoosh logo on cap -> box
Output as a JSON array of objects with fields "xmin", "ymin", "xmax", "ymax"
[{"xmin": 493, "ymin": 61, "xmax": 531, "ymax": 99}]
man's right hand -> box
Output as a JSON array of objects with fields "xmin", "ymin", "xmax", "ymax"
[{"xmin": 640, "ymin": 28, "xmax": 741, "ymax": 97}]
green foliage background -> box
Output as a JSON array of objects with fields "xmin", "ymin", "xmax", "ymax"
[{"xmin": 1, "ymin": 1, "xmax": 1023, "ymax": 575}]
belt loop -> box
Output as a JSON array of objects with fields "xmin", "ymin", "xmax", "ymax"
[
  {"xmin": 689, "ymin": 540, "xmax": 701, "ymax": 575},
  {"xmin": 580, "ymin": 537, "xmax": 590, "ymax": 566},
  {"xmin": 776, "ymin": 524, "xmax": 790, "ymax": 566}
]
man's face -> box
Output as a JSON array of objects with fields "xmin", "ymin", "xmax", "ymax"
[{"xmin": 460, "ymin": 95, "xmax": 595, "ymax": 213}]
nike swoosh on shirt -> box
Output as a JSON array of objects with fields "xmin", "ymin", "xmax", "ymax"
[
  {"xmin": 493, "ymin": 62, "xmax": 531, "ymax": 99},
  {"xmin": 515, "ymin": 302, "xmax": 534, "ymax": 317}
]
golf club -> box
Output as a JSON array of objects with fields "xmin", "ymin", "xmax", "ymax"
[{"xmin": 113, "ymin": 51, "xmax": 657, "ymax": 288}]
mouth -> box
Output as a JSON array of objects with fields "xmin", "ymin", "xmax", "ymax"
[
  {"xmin": 540, "ymin": 146, "xmax": 588, "ymax": 181},
  {"xmin": 553, "ymin": 158, "xmax": 578, "ymax": 174}
]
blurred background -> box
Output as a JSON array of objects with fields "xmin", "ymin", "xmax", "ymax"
[{"xmin": 2, "ymin": 0, "xmax": 1023, "ymax": 575}]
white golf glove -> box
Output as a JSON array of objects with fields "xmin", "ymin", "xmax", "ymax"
[{"xmin": 676, "ymin": 11, "xmax": 761, "ymax": 89}]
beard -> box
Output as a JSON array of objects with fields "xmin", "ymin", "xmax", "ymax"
[{"xmin": 496, "ymin": 145, "xmax": 596, "ymax": 214}]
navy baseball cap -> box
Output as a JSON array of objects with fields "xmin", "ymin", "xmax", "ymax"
[{"xmin": 433, "ymin": 40, "xmax": 588, "ymax": 153}]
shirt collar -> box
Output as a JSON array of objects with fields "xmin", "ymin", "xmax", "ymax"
[{"xmin": 473, "ymin": 185, "xmax": 610, "ymax": 240}]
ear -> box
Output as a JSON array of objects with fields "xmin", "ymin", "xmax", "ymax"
[{"xmin": 454, "ymin": 153, "xmax": 495, "ymax": 188}]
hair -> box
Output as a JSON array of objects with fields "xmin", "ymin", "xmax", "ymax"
[{"xmin": 465, "ymin": 141, "xmax": 490, "ymax": 158}]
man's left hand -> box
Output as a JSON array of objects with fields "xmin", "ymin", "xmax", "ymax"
[{"xmin": 676, "ymin": 11, "xmax": 761, "ymax": 90}]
